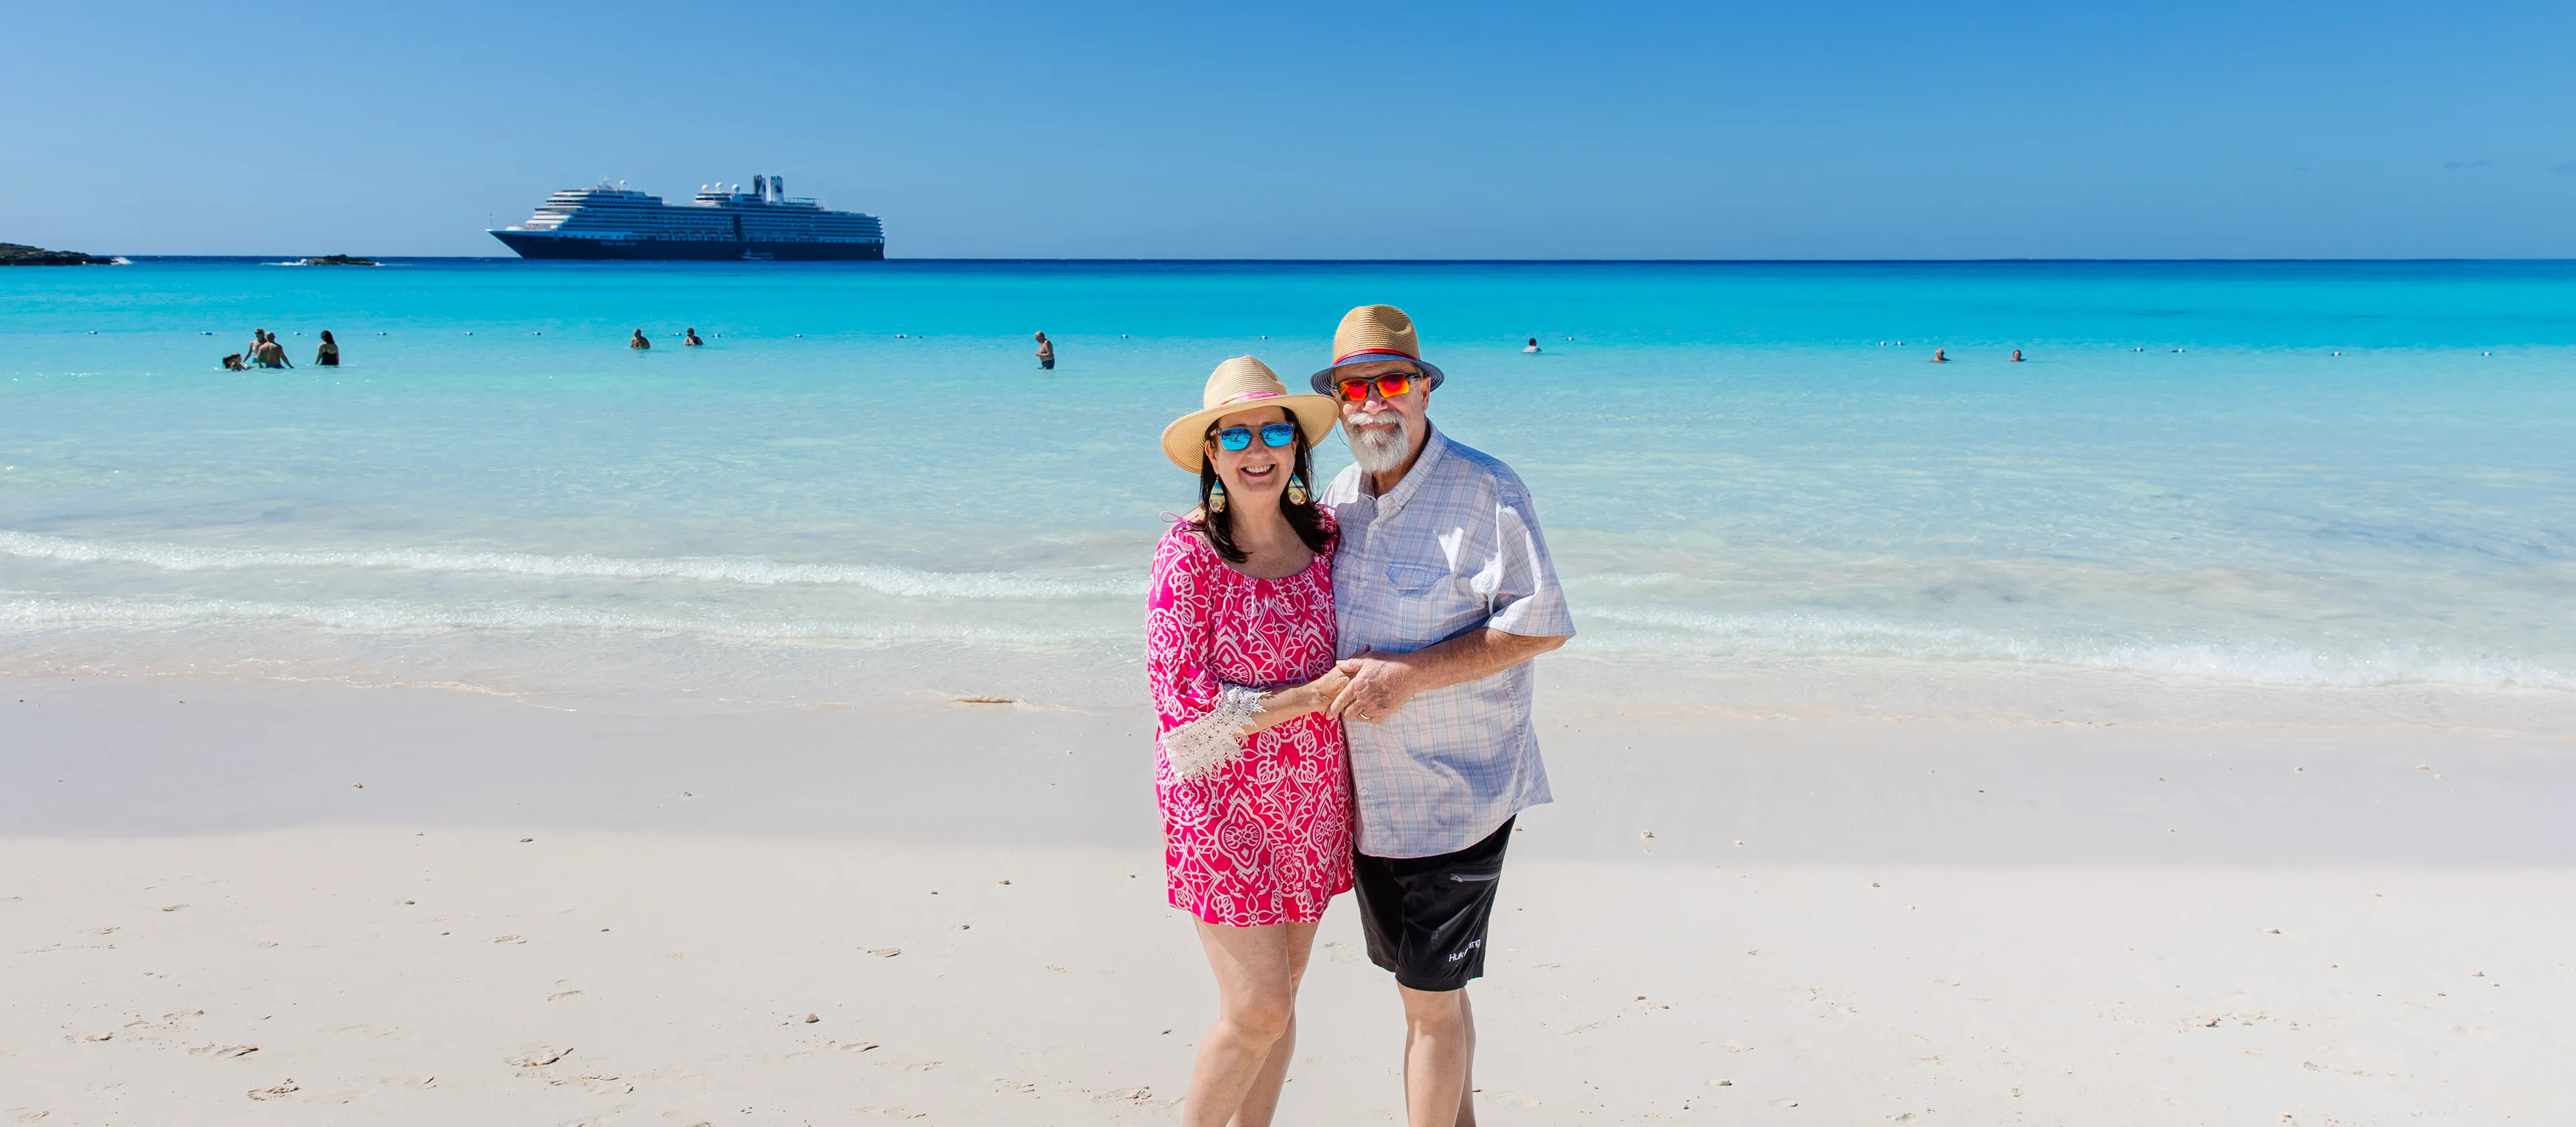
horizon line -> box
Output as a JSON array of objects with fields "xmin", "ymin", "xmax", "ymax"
[{"xmin": 102, "ymin": 255, "xmax": 2576, "ymax": 266}]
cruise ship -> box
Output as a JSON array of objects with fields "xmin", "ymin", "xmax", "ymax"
[{"xmin": 488, "ymin": 175, "xmax": 885, "ymax": 260}]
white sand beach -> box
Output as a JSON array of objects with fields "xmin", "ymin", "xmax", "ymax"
[{"xmin": 5, "ymin": 674, "xmax": 2570, "ymax": 1124}]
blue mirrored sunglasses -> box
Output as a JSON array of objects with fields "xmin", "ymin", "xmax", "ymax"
[{"xmin": 1216, "ymin": 422, "xmax": 1298, "ymax": 451}]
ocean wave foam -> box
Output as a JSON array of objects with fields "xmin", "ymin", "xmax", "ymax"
[
  {"xmin": 0, "ymin": 594, "xmax": 1119, "ymax": 647},
  {"xmin": 1578, "ymin": 604, "xmax": 2576, "ymax": 690},
  {"xmin": 0, "ymin": 531, "xmax": 1141, "ymax": 600}
]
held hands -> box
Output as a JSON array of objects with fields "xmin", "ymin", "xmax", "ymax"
[
  {"xmin": 1298, "ymin": 665, "xmax": 1354, "ymax": 714},
  {"xmin": 1327, "ymin": 650, "xmax": 1421, "ymax": 724}
]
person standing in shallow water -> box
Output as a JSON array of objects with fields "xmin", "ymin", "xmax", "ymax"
[
  {"xmin": 1034, "ymin": 331, "xmax": 1055, "ymax": 370},
  {"xmin": 1147, "ymin": 356, "xmax": 1356, "ymax": 1127},
  {"xmin": 315, "ymin": 331, "xmax": 339, "ymax": 367},
  {"xmin": 684, "ymin": 328, "xmax": 704, "ymax": 347},
  {"xmin": 630, "ymin": 329, "xmax": 650, "ymax": 350},
  {"xmin": 1311, "ymin": 304, "xmax": 1574, "ymax": 1127}
]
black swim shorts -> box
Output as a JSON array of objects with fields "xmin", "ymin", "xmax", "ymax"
[
  {"xmin": 1353, "ymin": 817, "xmax": 1513, "ymax": 992},
  {"xmin": 1040, "ymin": 357, "xmax": 1055, "ymax": 370}
]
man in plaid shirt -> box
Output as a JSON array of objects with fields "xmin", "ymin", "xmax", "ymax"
[{"xmin": 1314, "ymin": 305, "xmax": 1575, "ymax": 1127}]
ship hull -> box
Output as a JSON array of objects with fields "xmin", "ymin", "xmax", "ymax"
[{"xmin": 490, "ymin": 231, "xmax": 884, "ymax": 261}]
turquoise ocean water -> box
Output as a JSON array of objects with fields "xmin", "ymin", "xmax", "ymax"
[{"xmin": 4, "ymin": 259, "xmax": 2572, "ymax": 727}]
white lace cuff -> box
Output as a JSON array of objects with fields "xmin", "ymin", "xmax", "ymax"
[{"xmin": 1164, "ymin": 684, "xmax": 1263, "ymax": 782}]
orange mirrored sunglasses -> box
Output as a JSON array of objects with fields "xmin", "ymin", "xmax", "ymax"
[{"xmin": 1334, "ymin": 372, "xmax": 1417, "ymax": 402}]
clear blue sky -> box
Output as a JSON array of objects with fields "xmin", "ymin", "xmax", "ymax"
[{"xmin": 8, "ymin": 1, "xmax": 2575, "ymax": 258}]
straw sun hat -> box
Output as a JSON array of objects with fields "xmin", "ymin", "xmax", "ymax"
[
  {"xmin": 1159, "ymin": 356, "xmax": 1341, "ymax": 472},
  {"xmin": 1307, "ymin": 304, "xmax": 1446, "ymax": 395}
]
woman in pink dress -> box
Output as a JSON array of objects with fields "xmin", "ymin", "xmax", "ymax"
[{"xmin": 1149, "ymin": 356, "xmax": 1354, "ymax": 1127}]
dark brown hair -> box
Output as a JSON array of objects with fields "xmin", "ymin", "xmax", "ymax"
[{"xmin": 1196, "ymin": 412, "xmax": 1331, "ymax": 564}]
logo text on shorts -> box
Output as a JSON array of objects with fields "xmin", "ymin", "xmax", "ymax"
[{"xmin": 1446, "ymin": 938, "xmax": 1483, "ymax": 962}]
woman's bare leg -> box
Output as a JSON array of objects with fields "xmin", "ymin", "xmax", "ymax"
[
  {"xmin": 1183, "ymin": 918, "xmax": 1319, "ymax": 1127},
  {"xmin": 1224, "ymin": 921, "xmax": 1318, "ymax": 1127}
]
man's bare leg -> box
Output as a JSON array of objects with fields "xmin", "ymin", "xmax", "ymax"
[
  {"xmin": 1398, "ymin": 983, "xmax": 1477, "ymax": 1127},
  {"xmin": 1183, "ymin": 919, "xmax": 1319, "ymax": 1127},
  {"xmin": 1456, "ymin": 991, "xmax": 1477, "ymax": 1127}
]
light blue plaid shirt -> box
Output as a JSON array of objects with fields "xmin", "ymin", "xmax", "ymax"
[{"xmin": 1324, "ymin": 425, "xmax": 1575, "ymax": 859}]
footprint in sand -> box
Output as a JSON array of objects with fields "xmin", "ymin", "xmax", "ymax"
[
  {"xmin": 246, "ymin": 1081, "xmax": 299, "ymax": 1100},
  {"xmin": 508, "ymin": 1046, "xmax": 570, "ymax": 1068}
]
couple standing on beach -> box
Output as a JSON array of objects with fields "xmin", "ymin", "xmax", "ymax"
[{"xmin": 1148, "ymin": 305, "xmax": 1573, "ymax": 1127}]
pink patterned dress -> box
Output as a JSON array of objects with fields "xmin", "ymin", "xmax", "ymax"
[{"xmin": 1147, "ymin": 516, "xmax": 1353, "ymax": 927}]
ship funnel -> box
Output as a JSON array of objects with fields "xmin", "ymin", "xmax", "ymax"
[
  {"xmin": 753, "ymin": 174, "xmax": 766, "ymax": 200},
  {"xmin": 773, "ymin": 174, "xmax": 785, "ymax": 200}
]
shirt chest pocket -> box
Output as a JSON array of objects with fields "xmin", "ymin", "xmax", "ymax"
[{"xmin": 1385, "ymin": 564, "xmax": 1450, "ymax": 595}]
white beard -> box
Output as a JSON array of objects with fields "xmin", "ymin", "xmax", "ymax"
[{"xmin": 1345, "ymin": 413, "xmax": 1411, "ymax": 473}]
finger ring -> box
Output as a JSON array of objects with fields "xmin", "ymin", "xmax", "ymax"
[{"xmin": 1358, "ymin": 712, "xmax": 1371, "ymax": 721}]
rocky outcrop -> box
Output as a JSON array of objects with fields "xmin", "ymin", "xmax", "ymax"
[
  {"xmin": 1, "ymin": 242, "xmax": 117, "ymax": 266},
  {"xmin": 301, "ymin": 254, "xmax": 379, "ymax": 266}
]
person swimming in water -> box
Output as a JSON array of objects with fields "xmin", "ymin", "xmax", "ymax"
[
  {"xmin": 1034, "ymin": 331, "xmax": 1055, "ymax": 370},
  {"xmin": 631, "ymin": 329, "xmax": 651, "ymax": 350},
  {"xmin": 2010, "ymin": 349, "xmax": 2023, "ymax": 362},
  {"xmin": 222, "ymin": 353, "xmax": 247, "ymax": 370},
  {"xmin": 316, "ymin": 330, "xmax": 339, "ymax": 367},
  {"xmin": 1931, "ymin": 347, "xmax": 1949, "ymax": 363},
  {"xmin": 684, "ymin": 328, "xmax": 704, "ymax": 347},
  {"xmin": 1524, "ymin": 337, "xmax": 1541, "ymax": 353}
]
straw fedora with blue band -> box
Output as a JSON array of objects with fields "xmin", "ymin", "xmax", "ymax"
[
  {"xmin": 1309, "ymin": 305, "xmax": 1447, "ymax": 395},
  {"xmin": 1161, "ymin": 356, "xmax": 1342, "ymax": 473}
]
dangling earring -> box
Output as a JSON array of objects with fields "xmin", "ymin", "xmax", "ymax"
[
  {"xmin": 1207, "ymin": 478, "xmax": 1228, "ymax": 514},
  {"xmin": 1285, "ymin": 474, "xmax": 1309, "ymax": 506}
]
